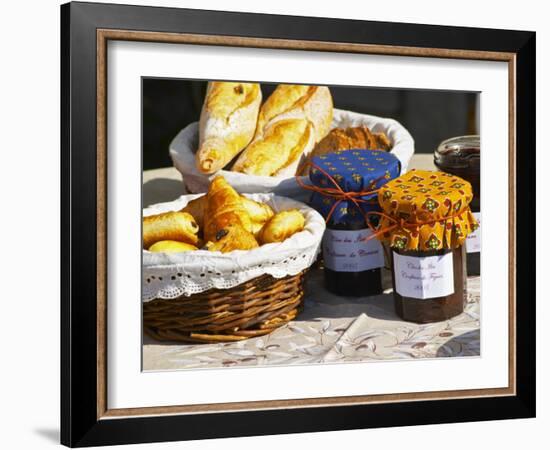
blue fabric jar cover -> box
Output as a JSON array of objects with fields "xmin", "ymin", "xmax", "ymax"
[{"xmin": 309, "ymin": 149, "xmax": 401, "ymax": 227}]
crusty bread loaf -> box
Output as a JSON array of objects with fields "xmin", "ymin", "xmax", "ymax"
[
  {"xmin": 308, "ymin": 126, "xmax": 392, "ymax": 161},
  {"xmin": 231, "ymin": 84, "xmax": 332, "ymax": 176},
  {"xmin": 232, "ymin": 118, "xmax": 315, "ymax": 176},
  {"xmin": 196, "ymin": 82, "xmax": 262, "ymax": 174},
  {"xmin": 255, "ymin": 85, "xmax": 333, "ymax": 142}
]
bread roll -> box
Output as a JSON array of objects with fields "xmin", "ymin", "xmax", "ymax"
[
  {"xmin": 196, "ymin": 82, "xmax": 262, "ymax": 174},
  {"xmin": 259, "ymin": 210, "xmax": 305, "ymax": 244},
  {"xmin": 232, "ymin": 118, "xmax": 315, "ymax": 176},
  {"xmin": 148, "ymin": 240, "xmax": 198, "ymax": 253},
  {"xmin": 143, "ymin": 211, "xmax": 199, "ymax": 248}
]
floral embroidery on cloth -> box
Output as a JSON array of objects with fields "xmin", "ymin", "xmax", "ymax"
[{"xmin": 377, "ymin": 169, "xmax": 479, "ymax": 250}]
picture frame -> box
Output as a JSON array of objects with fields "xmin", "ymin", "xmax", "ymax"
[{"xmin": 61, "ymin": 1, "xmax": 536, "ymax": 447}]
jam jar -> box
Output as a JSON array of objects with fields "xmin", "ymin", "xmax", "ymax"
[
  {"xmin": 391, "ymin": 246, "xmax": 466, "ymax": 323},
  {"xmin": 434, "ymin": 135, "xmax": 480, "ymax": 276},
  {"xmin": 308, "ymin": 149, "xmax": 400, "ymax": 297},
  {"xmin": 375, "ymin": 169, "xmax": 478, "ymax": 323}
]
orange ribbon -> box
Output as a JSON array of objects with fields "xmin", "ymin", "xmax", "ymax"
[
  {"xmin": 362, "ymin": 209, "xmax": 470, "ymax": 244},
  {"xmin": 296, "ymin": 161, "xmax": 383, "ymax": 224}
]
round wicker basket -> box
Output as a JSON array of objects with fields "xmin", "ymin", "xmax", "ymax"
[{"xmin": 143, "ymin": 271, "xmax": 306, "ymax": 343}]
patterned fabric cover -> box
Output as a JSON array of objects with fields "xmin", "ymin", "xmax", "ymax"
[
  {"xmin": 377, "ymin": 169, "xmax": 478, "ymax": 250},
  {"xmin": 309, "ymin": 149, "xmax": 400, "ymax": 226}
]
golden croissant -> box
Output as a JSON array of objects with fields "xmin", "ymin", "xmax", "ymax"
[
  {"xmin": 181, "ymin": 194, "xmax": 274, "ymax": 230},
  {"xmin": 196, "ymin": 81, "xmax": 262, "ymax": 174},
  {"xmin": 143, "ymin": 211, "xmax": 199, "ymax": 249}
]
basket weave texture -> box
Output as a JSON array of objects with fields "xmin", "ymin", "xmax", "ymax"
[{"xmin": 143, "ymin": 271, "xmax": 306, "ymax": 343}]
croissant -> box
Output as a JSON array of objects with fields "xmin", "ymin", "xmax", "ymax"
[
  {"xmin": 232, "ymin": 118, "xmax": 315, "ymax": 176},
  {"xmin": 143, "ymin": 211, "xmax": 199, "ymax": 249},
  {"xmin": 181, "ymin": 194, "xmax": 274, "ymax": 230},
  {"xmin": 204, "ymin": 176, "xmax": 253, "ymax": 242},
  {"xmin": 148, "ymin": 240, "xmax": 198, "ymax": 253},
  {"xmin": 196, "ymin": 82, "xmax": 262, "ymax": 174},
  {"xmin": 259, "ymin": 210, "xmax": 306, "ymax": 244},
  {"xmin": 203, "ymin": 223, "xmax": 259, "ymax": 253}
]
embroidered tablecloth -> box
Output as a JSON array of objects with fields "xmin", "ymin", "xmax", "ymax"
[{"xmin": 143, "ymin": 270, "xmax": 480, "ymax": 370}]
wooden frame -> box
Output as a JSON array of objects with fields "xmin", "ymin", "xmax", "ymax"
[{"xmin": 61, "ymin": 1, "xmax": 535, "ymax": 447}]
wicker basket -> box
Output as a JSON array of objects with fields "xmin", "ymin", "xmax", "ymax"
[{"xmin": 143, "ymin": 271, "xmax": 306, "ymax": 343}]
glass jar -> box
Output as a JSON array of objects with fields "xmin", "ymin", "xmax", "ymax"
[
  {"xmin": 323, "ymin": 216, "xmax": 383, "ymax": 297},
  {"xmin": 434, "ymin": 135, "xmax": 480, "ymax": 276},
  {"xmin": 308, "ymin": 149, "xmax": 400, "ymax": 297},
  {"xmin": 391, "ymin": 246, "xmax": 466, "ymax": 323},
  {"xmin": 375, "ymin": 169, "xmax": 478, "ymax": 323}
]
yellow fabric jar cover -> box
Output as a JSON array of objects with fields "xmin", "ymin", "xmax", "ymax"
[{"xmin": 376, "ymin": 169, "xmax": 479, "ymax": 250}]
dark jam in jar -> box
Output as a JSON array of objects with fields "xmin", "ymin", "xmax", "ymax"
[
  {"xmin": 434, "ymin": 135, "xmax": 480, "ymax": 276},
  {"xmin": 391, "ymin": 246, "xmax": 466, "ymax": 323},
  {"xmin": 323, "ymin": 219, "xmax": 383, "ymax": 297},
  {"xmin": 308, "ymin": 149, "xmax": 401, "ymax": 298}
]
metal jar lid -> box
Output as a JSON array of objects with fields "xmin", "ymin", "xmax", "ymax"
[{"xmin": 434, "ymin": 135, "xmax": 480, "ymax": 171}]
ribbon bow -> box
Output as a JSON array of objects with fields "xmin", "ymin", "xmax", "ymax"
[
  {"xmin": 296, "ymin": 161, "xmax": 384, "ymax": 224},
  {"xmin": 362, "ymin": 209, "xmax": 471, "ymax": 244}
]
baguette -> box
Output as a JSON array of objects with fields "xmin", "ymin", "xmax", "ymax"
[
  {"xmin": 232, "ymin": 118, "xmax": 315, "ymax": 176},
  {"xmin": 196, "ymin": 81, "xmax": 262, "ymax": 174},
  {"xmin": 231, "ymin": 84, "xmax": 332, "ymax": 176},
  {"xmin": 255, "ymin": 84, "xmax": 333, "ymax": 142}
]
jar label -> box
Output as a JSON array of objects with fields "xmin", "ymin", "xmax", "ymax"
[
  {"xmin": 466, "ymin": 211, "xmax": 481, "ymax": 254},
  {"xmin": 323, "ymin": 229, "xmax": 385, "ymax": 272},
  {"xmin": 393, "ymin": 251, "xmax": 454, "ymax": 299}
]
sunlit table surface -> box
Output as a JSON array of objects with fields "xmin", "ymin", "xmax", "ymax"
[{"xmin": 142, "ymin": 154, "xmax": 480, "ymax": 371}]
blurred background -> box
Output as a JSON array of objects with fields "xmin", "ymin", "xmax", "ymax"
[{"xmin": 142, "ymin": 79, "xmax": 479, "ymax": 171}]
